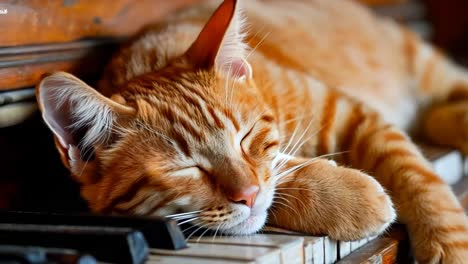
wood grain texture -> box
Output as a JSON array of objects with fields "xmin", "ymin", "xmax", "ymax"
[
  {"xmin": 0, "ymin": 0, "xmax": 201, "ymax": 47},
  {"xmin": 0, "ymin": 40, "xmax": 117, "ymax": 90},
  {"xmin": 336, "ymin": 226, "xmax": 411, "ymax": 264}
]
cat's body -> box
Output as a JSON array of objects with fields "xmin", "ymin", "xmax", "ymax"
[
  {"xmin": 37, "ymin": 0, "xmax": 468, "ymax": 263},
  {"xmin": 100, "ymin": 0, "xmax": 466, "ymax": 133}
]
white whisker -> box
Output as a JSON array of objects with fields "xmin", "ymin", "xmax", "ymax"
[
  {"xmin": 186, "ymin": 223, "xmax": 211, "ymax": 241},
  {"xmin": 212, "ymin": 222, "xmax": 224, "ymax": 242},
  {"xmin": 171, "ymin": 215, "xmax": 199, "ymax": 221},
  {"xmin": 196, "ymin": 226, "xmax": 213, "ymax": 243},
  {"xmin": 276, "ymin": 118, "xmax": 318, "ymax": 173},
  {"xmin": 268, "ymin": 208, "xmax": 279, "ymax": 224},
  {"xmin": 275, "ymin": 192, "xmax": 308, "ymax": 212},
  {"xmin": 274, "ymin": 151, "xmax": 348, "ymax": 186},
  {"xmin": 245, "ymin": 31, "xmax": 271, "ymax": 60},
  {"xmin": 275, "ymin": 187, "xmax": 311, "ymax": 191},
  {"xmin": 178, "ymin": 217, "xmax": 199, "ymax": 225},
  {"xmin": 165, "ymin": 210, "xmax": 202, "ymax": 218},
  {"xmin": 182, "ymin": 223, "xmax": 199, "ymax": 234},
  {"xmin": 272, "ymin": 197, "xmax": 301, "ymax": 218},
  {"xmin": 280, "ymin": 118, "xmax": 314, "ymax": 162}
]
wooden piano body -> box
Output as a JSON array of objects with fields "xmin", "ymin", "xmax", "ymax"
[{"xmin": 0, "ymin": 0, "xmax": 467, "ymax": 263}]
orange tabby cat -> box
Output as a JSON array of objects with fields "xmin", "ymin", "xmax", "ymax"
[{"xmin": 36, "ymin": 0, "xmax": 468, "ymax": 263}]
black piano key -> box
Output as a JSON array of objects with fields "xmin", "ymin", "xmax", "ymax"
[
  {"xmin": 0, "ymin": 224, "xmax": 148, "ymax": 264},
  {"xmin": 0, "ymin": 245, "xmax": 45, "ymax": 264},
  {"xmin": 42, "ymin": 247, "xmax": 97, "ymax": 264},
  {"xmin": 0, "ymin": 245, "xmax": 96, "ymax": 264},
  {"xmin": 0, "ymin": 211, "xmax": 186, "ymax": 250}
]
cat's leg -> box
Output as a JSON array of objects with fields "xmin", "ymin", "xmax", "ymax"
[
  {"xmin": 423, "ymin": 101, "xmax": 468, "ymax": 153},
  {"xmin": 268, "ymin": 158, "xmax": 396, "ymax": 241},
  {"xmin": 406, "ymin": 30, "xmax": 468, "ymax": 153},
  {"xmin": 345, "ymin": 108, "xmax": 468, "ymax": 263}
]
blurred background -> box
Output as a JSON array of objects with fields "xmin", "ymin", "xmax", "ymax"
[{"xmin": 0, "ymin": 0, "xmax": 467, "ymax": 212}]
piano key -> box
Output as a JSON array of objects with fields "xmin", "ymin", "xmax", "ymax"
[
  {"xmin": 0, "ymin": 223, "xmax": 148, "ymax": 264},
  {"xmin": 323, "ymin": 236, "xmax": 338, "ymax": 264},
  {"xmin": 350, "ymin": 238, "xmax": 368, "ymax": 253},
  {"xmin": 367, "ymin": 235, "xmax": 378, "ymax": 243},
  {"xmin": 150, "ymin": 243, "xmax": 281, "ymax": 264},
  {"xmin": 262, "ymin": 226, "xmax": 325, "ymax": 264},
  {"xmin": 190, "ymin": 234, "xmax": 304, "ymax": 264},
  {"xmin": 0, "ymin": 211, "xmax": 186, "ymax": 250},
  {"xmin": 147, "ymin": 255, "xmax": 243, "ymax": 264},
  {"xmin": 338, "ymin": 241, "xmax": 352, "ymax": 259},
  {"xmin": 307, "ymin": 236, "xmax": 324, "ymax": 264},
  {"xmin": 0, "ymin": 245, "xmax": 46, "ymax": 264},
  {"xmin": 0, "ymin": 245, "xmax": 97, "ymax": 264}
]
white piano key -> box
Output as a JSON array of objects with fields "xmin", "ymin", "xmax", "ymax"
[
  {"xmin": 262, "ymin": 226, "xmax": 327, "ymax": 264},
  {"xmin": 306, "ymin": 236, "xmax": 324, "ymax": 264},
  {"xmin": 338, "ymin": 241, "xmax": 352, "ymax": 259},
  {"xmin": 150, "ymin": 243, "xmax": 281, "ymax": 264},
  {"xmin": 323, "ymin": 237, "xmax": 338, "ymax": 264},
  {"xmin": 367, "ymin": 235, "xmax": 378, "ymax": 243},
  {"xmin": 147, "ymin": 255, "xmax": 249, "ymax": 264},
  {"xmin": 350, "ymin": 239, "xmax": 367, "ymax": 252},
  {"xmin": 189, "ymin": 234, "xmax": 304, "ymax": 264}
]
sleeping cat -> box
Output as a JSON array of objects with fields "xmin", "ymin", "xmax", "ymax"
[{"xmin": 36, "ymin": 0, "xmax": 468, "ymax": 263}]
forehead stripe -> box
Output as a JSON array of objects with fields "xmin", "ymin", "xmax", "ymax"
[
  {"xmin": 221, "ymin": 108, "xmax": 240, "ymax": 131},
  {"xmin": 103, "ymin": 176, "xmax": 149, "ymax": 213},
  {"xmin": 170, "ymin": 130, "xmax": 192, "ymax": 157},
  {"xmin": 176, "ymin": 114, "xmax": 204, "ymax": 141},
  {"xmin": 207, "ymin": 105, "xmax": 225, "ymax": 129},
  {"xmin": 261, "ymin": 115, "xmax": 275, "ymax": 123}
]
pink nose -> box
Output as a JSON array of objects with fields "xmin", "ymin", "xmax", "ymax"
[{"xmin": 228, "ymin": 185, "xmax": 259, "ymax": 208}]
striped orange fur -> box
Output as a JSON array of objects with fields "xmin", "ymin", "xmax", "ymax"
[{"xmin": 36, "ymin": 0, "xmax": 468, "ymax": 262}]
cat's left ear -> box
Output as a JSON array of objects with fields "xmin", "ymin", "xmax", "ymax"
[{"xmin": 185, "ymin": 0, "xmax": 252, "ymax": 79}]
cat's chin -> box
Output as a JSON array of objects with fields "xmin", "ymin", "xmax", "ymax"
[{"xmin": 220, "ymin": 212, "xmax": 268, "ymax": 235}]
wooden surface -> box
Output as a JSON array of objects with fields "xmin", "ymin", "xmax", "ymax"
[
  {"xmin": 337, "ymin": 226, "xmax": 411, "ymax": 264},
  {"xmin": 0, "ymin": 0, "xmax": 201, "ymax": 47},
  {"xmin": 0, "ymin": 0, "xmax": 200, "ymax": 91},
  {"xmin": 0, "ymin": 39, "xmax": 118, "ymax": 90},
  {"xmin": 0, "ymin": 0, "xmax": 426, "ymax": 92}
]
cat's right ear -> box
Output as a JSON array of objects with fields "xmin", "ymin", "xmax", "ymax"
[
  {"xmin": 184, "ymin": 0, "xmax": 252, "ymax": 80},
  {"xmin": 36, "ymin": 72, "xmax": 135, "ymax": 171}
]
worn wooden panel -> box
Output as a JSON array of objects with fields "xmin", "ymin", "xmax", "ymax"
[
  {"xmin": 0, "ymin": 39, "xmax": 117, "ymax": 90},
  {"xmin": 337, "ymin": 236, "xmax": 399, "ymax": 264},
  {"xmin": 0, "ymin": 0, "xmax": 201, "ymax": 47},
  {"xmin": 336, "ymin": 226, "xmax": 411, "ymax": 264}
]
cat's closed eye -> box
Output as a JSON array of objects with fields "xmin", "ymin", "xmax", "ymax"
[
  {"xmin": 241, "ymin": 122, "xmax": 279, "ymax": 158},
  {"xmin": 168, "ymin": 166, "xmax": 205, "ymax": 178},
  {"xmin": 261, "ymin": 141, "xmax": 280, "ymax": 152}
]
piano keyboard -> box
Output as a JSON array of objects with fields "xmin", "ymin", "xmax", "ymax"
[
  {"xmin": 0, "ymin": 210, "xmax": 375, "ymax": 264},
  {"xmin": 0, "ymin": 146, "xmax": 464, "ymax": 264},
  {"xmin": 149, "ymin": 231, "xmax": 375, "ymax": 264}
]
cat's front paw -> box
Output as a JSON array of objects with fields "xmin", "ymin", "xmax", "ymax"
[
  {"xmin": 323, "ymin": 169, "xmax": 397, "ymax": 241},
  {"xmin": 269, "ymin": 159, "xmax": 396, "ymax": 241}
]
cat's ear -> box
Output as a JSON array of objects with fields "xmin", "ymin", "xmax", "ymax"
[
  {"xmin": 185, "ymin": 0, "xmax": 252, "ymax": 79},
  {"xmin": 36, "ymin": 72, "xmax": 135, "ymax": 169}
]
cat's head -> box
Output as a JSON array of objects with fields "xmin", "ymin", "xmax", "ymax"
[{"xmin": 36, "ymin": 0, "xmax": 282, "ymax": 235}]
